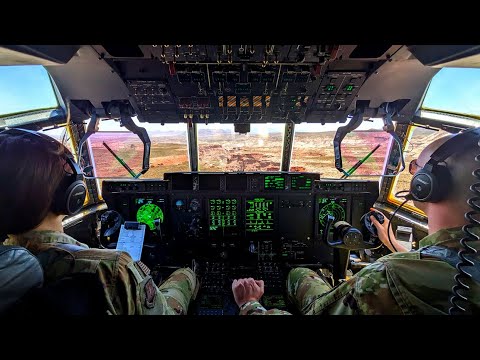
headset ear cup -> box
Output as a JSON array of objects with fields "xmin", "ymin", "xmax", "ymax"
[
  {"xmin": 53, "ymin": 180, "xmax": 86, "ymax": 215},
  {"xmin": 410, "ymin": 170, "xmax": 435, "ymax": 202},
  {"xmin": 411, "ymin": 165, "xmax": 452, "ymax": 203},
  {"xmin": 64, "ymin": 181, "xmax": 87, "ymax": 215}
]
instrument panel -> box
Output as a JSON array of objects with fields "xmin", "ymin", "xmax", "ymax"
[
  {"xmin": 102, "ymin": 172, "xmax": 377, "ymax": 256},
  {"xmin": 101, "ymin": 172, "xmax": 379, "ymax": 314}
]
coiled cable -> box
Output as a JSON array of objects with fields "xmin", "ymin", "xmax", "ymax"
[{"xmin": 448, "ymin": 139, "xmax": 480, "ymax": 314}]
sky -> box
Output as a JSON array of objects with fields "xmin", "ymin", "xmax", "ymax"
[
  {"xmin": 0, "ymin": 66, "xmax": 57, "ymax": 115},
  {"xmin": 1, "ymin": 65, "xmax": 479, "ymax": 132},
  {"xmin": 423, "ymin": 67, "xmax": 480, "ymax": 116}
]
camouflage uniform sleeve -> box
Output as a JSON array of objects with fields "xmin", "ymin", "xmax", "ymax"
[
  {"xmin": 287, "ymin": 263, "xmax": 404, "ymax": 315},
  {"xmin": 157, "ymin": 267, "xmax": 199, "ymax": 315},
  {"xmin": 239, "ymin": 300, "xmax": 292, "ymax": 315},
  {"xmin": 329, "ymin": 260, "xmax": 404, "ymax": 315}
]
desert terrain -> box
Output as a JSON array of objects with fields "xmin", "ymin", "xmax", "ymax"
[
  {"xmin": 81, "ymin": 126, "xmax": 448, "ymax": 206},
  {"xmin": 88, "ymin": 129, "xmax": 395, "ymax": 179},
  {"xmin": 89, "ymin": 132, "xmax": 188, "ymax": 178}
]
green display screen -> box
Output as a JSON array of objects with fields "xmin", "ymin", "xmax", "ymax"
[
  {"xmin": 264, "ymin": 175, "xmax": 285, "ymax": 190},
  {"xmin": 135, "ymin": 198, "xmax": 165, "ymax": 231},
  {"xmin": 246, "ymin": 198, "xmax": 274, "ymax": 233},
  {"xmin": 325, "ymin": 84, "xmax": 335, "ymax": 92},
  {"xmin": 344, "ymin": 84, "xmax": 354, "ymax": 91},
  {"xmin": 317, "ymin": 197, "xmax": 347, "ymax": 234},
  {"xmin": 291, "ymin": 175, "xmax": 313, "ymax": 190},
  {"xmin": 208, "ymin": 198, "xmax": 238, "ymax": 231}
]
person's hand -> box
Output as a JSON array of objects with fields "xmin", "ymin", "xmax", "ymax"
[
  {"xmin": 370, "ymin": 210, "xmax": 397, "ymax": 249},
  {"xmin": 369, "ymin": 210, "xmax": 409, "ymax": 252},
  {"xmin": 232, "ymin": 278, "xmax": 264, "ymax": 307}
]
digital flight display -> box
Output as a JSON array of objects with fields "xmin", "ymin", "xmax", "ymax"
[
  {"xmin": 208, "ymin": 198, "xmax": 239, "ymax": 236},
  {"xmin": 291, "ymin": 175, "xmax": 313, "ymax": 190},
  {"xmin": 264, "ymin": 175, "xmax": 285, "ymax": 190},
  {"xmin": 317, "ymin": 197, "xmax": 347, "ymax": 234},
  {"xmin": 135, "ymin": 197, "xmax": 166, "ymax": 231},
  {"xmin": 245, "ymin": 198, "xmax": 275, "ymax": 233}
]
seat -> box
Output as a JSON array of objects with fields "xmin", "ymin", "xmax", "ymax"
[
  {"xmin": 9, "ymin": 272, "xmax": 108, "ymax": 316},
  {"xmin": 0, "ymin": 244, "xmax": 107, "ymax": 315},
  {"xmin": 0, "ymin": 245, "xmax": 44, "ymax": 313}
]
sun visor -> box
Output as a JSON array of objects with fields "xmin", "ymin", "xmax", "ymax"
[
  {"xmin": 408, "ymin": 45, "xmax": 480, "ymax": 68},
  {"xmin": 0, "ymin": 45, "xmax": 81, "ymax": 66}
]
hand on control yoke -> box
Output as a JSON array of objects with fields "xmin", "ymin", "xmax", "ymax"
[{"xmin": 369, "ymin": 209, "xmax": 407, "ymax": 252}]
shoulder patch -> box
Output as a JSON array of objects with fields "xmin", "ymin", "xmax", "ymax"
[{"xmin": 144, "ymin": 278, "xmax": 157, "ymax": 309}]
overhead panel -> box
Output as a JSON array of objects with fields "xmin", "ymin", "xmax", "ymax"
[{"xmin": 8, "ymin": 44, "xmax": 439, "ymax": 125}]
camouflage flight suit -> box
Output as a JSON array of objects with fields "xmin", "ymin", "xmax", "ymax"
[
  {"xmin": 240, "ymin": 227, "xmax": 480, "ymax": 315},
  {"xmin": 5, "ymin": 230, "xmax": 198, "ymax": 315}
]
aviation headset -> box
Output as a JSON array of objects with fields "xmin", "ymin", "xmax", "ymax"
[
  {"xmin": 0, "ymin": 128, "xmax": 87, "ymax": 215},
  {"xmin": 410, "ymin": 127, "xmax": 480, "ymax": 203}
]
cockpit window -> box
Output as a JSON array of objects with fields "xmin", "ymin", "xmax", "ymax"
[
  {"xmin": 290, "ymin": 118, "xmax": 391, "ymax": 179},
  {"xmin": 422, "ymin": 67, "xmax": 480, "ymax": 119},
  {"xmin": 89, "ymin": 119, "xmax": 189, "ymax": 193},
  {"xmin": 198, "ymin": 124, "xmax": 285, "ymax": 172},
  {"xmin": 0, "ymin": 65, "xmax": 58, "ymax": 118}
]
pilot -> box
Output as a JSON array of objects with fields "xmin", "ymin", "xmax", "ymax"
[
  {"xmin": 0, "ymin": 130, "xmax": 198, "ymax": 315},
  {"xmin": 232, "ymin": 133, "xmax": 480, "ymax": 315}
]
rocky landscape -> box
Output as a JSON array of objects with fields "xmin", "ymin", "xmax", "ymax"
[
  {"xmin": 46, "ymin": 125, "xmax": 452, "ymax": 210},
  {"xmin": 88, "ymin": 129, "xmax": 397, "ymax": 179}
]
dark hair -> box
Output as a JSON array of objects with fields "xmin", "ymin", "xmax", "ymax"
[{"xmin": 0, "ymin": 132, "xmax": 68, "ymax": 234}]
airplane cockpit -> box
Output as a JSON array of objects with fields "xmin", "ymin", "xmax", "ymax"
[{"xmin": 1, "ymin": 44, "xmax": 480, "ymax": 315}]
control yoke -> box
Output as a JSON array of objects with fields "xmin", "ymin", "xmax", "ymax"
[{"xmin": 321, "ymin": 213, "xmax": 381, "ymax": 250}]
